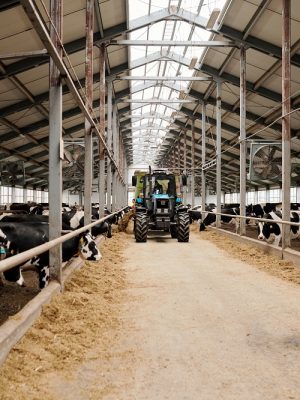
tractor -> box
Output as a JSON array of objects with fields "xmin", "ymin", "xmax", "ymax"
[{"xmin": 132, "ymin": 168, "xmax": 190, "ymax": 242}]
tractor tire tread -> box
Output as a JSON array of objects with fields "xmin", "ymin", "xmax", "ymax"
[
  {"xmin": 177, "ymin": 213, "xmax": 190, "ymax": 242},
  {"xmin": 135, "ymin": 213, "xmax": 148, "ymax": 242}
]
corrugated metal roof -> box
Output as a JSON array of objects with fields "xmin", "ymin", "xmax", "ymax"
[{"xmin": 0, "ymin": 0, "xmax": 300, "ymax": 194}]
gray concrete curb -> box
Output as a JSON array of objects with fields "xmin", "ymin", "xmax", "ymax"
[{"xmin": 0, "ymin": 236, "xmax": 105, "ymax": 366}]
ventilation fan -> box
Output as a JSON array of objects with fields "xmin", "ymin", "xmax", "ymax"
[
  {"xmin": 248, "ymin": 141, "xmax": 282, "ymax": 181},
  {"xmin": 0, "ymin": 161, "xmax": 25, "ymax": 186},
  {"xmin": 62, "ymin": 144, "xmax": 85, "ymax": 179}
]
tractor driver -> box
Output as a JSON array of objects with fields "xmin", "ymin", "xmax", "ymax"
[{"xmin": 153, "ymin": 179, "xmax": 163, "ymax": 194}]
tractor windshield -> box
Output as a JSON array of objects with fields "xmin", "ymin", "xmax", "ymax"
[{"xmin": 150, "ymin": 175, "xmax": 176, "ymax": 197}]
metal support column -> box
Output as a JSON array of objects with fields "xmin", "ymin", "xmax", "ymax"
[
  {"xmin": 79, "ymin": 188, "xmax": 83, "ymax": 206},
  {"xmin": 23, "ymin": 186, "xmax": 27, "ymax": 203},
  {"xmin": 178, "ymin": 138, "xmax": 181, "ymax": 173},
  {"xmin": 11, "ymin": 186, "xmax": 16, "ymax": 203},
  {"xmin": 41, "ymin": 190, "xmax": 46, "ymax": 203},
  {"xmin": 216, "ymin": 81, "xmax": 222, "ymax": 228},
  {"xmin": 172, "ymin": 148, "xmax": 177, "ymax": 171},
  {"xmin": 33, "ymin": 188, "xmax": 37, "ymax": 203},
  {"xmin": 116, "ymin": 116, "xmax": 121, "ymax": 208},
  {"xmin": 191, "ymin": 120, "xmax": 195, "ymax": 208},
  {"xmin": 282, "ymin": 0, "xmax": 291, "ymax": 249},
  {"xmin": 49, "ymin": 0, "xmax": 63, "ymax": 286},
  {"xmin": 240, "ymin": 46, "xmax": 247, "ymax": 236},
  {"xmin": 98, "ymin": 44, "xmax": 106, "ymax": 217},
  {"xmin": 183, "ymin": 130, "xmax": 187, "ymax": 204},
  {"xmin": 84, "ymin": 0, "xmax": 94, "ymax": 225},
  {"xmin": 106, "ymin": 81, "xmax": 113, "ymax": 211},
  {"xmin": 112, "ymin": 104, "xmax": 117, "ymax": 211},
  {"xmin": 201, "ymin": 103, "xmax": 206, "ymax": 218}
]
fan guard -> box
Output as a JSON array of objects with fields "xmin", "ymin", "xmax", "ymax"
[
  {"xmin": 0, "ymin": 161, "xmax": 25, "ymax": 186},
  {"xmin": 63, "ymin": 144, "xmax": 85, "ymax": 179},
  {"xmin": 248, "ymin": 141, "xmax": 282, "ymax": 181}
]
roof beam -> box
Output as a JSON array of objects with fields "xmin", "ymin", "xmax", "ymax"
[
  {"xmin": 0, "ymin": 0, "xmax": 19, "ymax": 11},
  {"xmin": 128, "ymin": 50, "xmax": 283, "ymax": 103},
  {"xmin": 218, "ymin": 24, "xmax": 300, "ymax": 67},
  {"xmin": 2, "ymin": 4, "xmax": 300, "ymax": 81},
  {"xmin": 110, "ymin": 40, "xmax": 236, "ymax": 47},
  {"xmin": 0, "ymin": 62, "xmax": 129, "ymax": 119},
  {"xmin": 127, "ymin": 6, "xmax": 209, "ymax": 31},
  {"xmin": 117, "ymin": 99, "xmax": 196, "ymax": 104},
  {"xmin": 115, "ymin": 76, "xmax": 212, "ymax": 81}
]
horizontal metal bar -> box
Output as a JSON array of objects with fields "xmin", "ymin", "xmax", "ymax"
[
  {"xmin": 202, "ymin": 160, "xmax": 217, "ymax": 170},
  {"xmin": 0, "ymin": 49, "xmax": 48, "ymax": 60},
  {"xmin": 110, "ymin": 40, "xmax": 236, "ymax": 47},
  {"xmin": 115, "ymin": 75, "xmax": 212, "ymax": 81},
  {"xmin": 0, "ymin": 207, "xmax": 127, "ymax": 274},
  {"xmin": 118, "ymin": 99, "xmax": 195, "ymax": 103},
  {"xmin": 206, "ymin": 211, "xmax": 300, "ymax": 227}
]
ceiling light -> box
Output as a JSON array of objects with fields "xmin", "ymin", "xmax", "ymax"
[
  {"xmin": 179, "ymin": 90, "xmax": 185, "ymax": 99},
  {"xmin": 189, "ymin": 57, "xmax": 198, "ymax": 70},
  {"xmin": 206, "ymin": 8, "xmax": 221, "ymax": 30}
]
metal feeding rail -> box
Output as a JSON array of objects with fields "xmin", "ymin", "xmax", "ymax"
[
  {"xmin": 204, "ymin": 211, "xmax": 300, "ymax": 253},
  {"xmin": 204, "ymin": 211, "xmax": 300, "ymax": 228},
  {"xmin": 0, "ymin": 207, "xmax": 127, "ymax": 275}
]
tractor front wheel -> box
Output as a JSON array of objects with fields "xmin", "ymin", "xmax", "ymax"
[
  {"xmin": 135, "ymin": 213, "xmax": 148, "ymax": 242},
  {"xmin": 177, "ymin": 213, "xmax": 190, "ymax": 242}
]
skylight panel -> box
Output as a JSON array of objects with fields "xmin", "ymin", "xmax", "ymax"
[{"xmin": 128, "ymin": 0, "xmax": 228, "ymax": 166}]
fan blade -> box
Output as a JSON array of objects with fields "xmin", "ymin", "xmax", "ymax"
[
  {"xmin": 261, "ymin": 164, "xmax": 273, "ymax": 179},
  {"xmin": 254, "ymin": 148, "xmax": 270, "ymax": 162},
  {"xmin": 252, "ymin": 160, "xmax": 270, "ymax": 168},
  {"xmin": 64, "ymin": 149, "xmax": 73, "ymax": 164},
  {"xmin": 269, "ymin": 146, "xmax": 277, "ymax": 160},
  {"xmin": 73, "ymin": 147, "xmax": 84, "ymax": 161},
  {"xmin": 270, "ymin": 163, "xmax": 281, "ymax": 177},
  {"xmin": 270, "ymin": 157, "xmax": 282, "ymax": 164}
]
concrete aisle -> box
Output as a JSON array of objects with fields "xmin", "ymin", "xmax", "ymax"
[{"xmin": 109, "ymin": 230, "xmax": 300, "ymax": 400}]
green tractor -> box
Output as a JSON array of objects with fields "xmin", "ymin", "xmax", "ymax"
[{"xmin": 132, "ymin": 168, "xmax": 189, "ymax": 243}]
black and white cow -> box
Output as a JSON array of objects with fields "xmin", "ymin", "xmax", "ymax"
[
  {"xmin": 0, "ymin": 210, "xmax": 112, "ymax": 238},
  {"xmin": 62, "ymin": 209, "xmax": 112, "ymax": 238},
  {"xmin": 199, "ymin": 207, "xmax": 240, "ymax": 231},
  {"xmin": 257, "ymin": 210, "xmax": 300, "ymax": 246},
  {"xmin": 246, "ymin": 203, "xmax": 283, "ymax": 219},
  {"xmin": 0, "ymin": 222, "xmax": 101, "ymax": 288}
]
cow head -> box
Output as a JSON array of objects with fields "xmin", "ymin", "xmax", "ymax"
[
  {"xmin": 0, "ymin": 229, "xmax": 25, "ymax": 286},
  {"xmin": 78, "ymin": 231, "xmax": 102, "ymax": 261},
  {"xmin": 199, "ymin": 222, "xmax": 206, "ymax": 231},
  {"xmin": 257, "ymin": 214, "xmax": 281, "ymax": 243}
]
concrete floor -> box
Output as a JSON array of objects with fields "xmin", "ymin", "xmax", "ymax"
[
  {"xmin": 33, "ymin": 229, "xmax": 300, "ymax": 400},
  {"xmin": 111, "ymin": 230, "xmax": 300, "ymax": 400}
]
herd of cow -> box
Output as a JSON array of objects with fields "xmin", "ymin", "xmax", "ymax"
[
  {"xmin": 2, "ymin": 200, "xmax": 300, "ymax": 291},
  {"xmin": 188, "ymin": 202, "xmax": 300, "ymax": 247},
  {"xmin": 0, "ymin": 203, "xmax": 131, "ymax": 290}
]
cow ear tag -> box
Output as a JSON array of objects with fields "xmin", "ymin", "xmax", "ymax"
[
  {"xmin": 79, "ymin": 237, "xmax": 84, "ymax": 246},
  {"xmin": 0, "ymin": 246, "xmax": 6, "ymax": 260}
]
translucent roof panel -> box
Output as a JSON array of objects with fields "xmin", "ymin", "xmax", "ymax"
[{"xmin": 128, "ymin": 0, "xmax": 228, "ymax": 166}]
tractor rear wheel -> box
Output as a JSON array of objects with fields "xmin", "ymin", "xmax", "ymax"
[
  {"xmin": 177, "ymin": 213, "xmax": 190, "ymax": 242},
  {"xmin": 135, "ymin": 213, "xmax": 148, "ymax": 242}
]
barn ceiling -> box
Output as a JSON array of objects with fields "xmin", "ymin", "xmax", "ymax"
[{"xmin": 0, "ymin": 0, "xmax": 300, "ymax": 193}]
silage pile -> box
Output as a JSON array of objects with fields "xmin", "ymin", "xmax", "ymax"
[
  {"xmin": 118, "ymin": 209, "xmax": 134, "ymax": 232},
  {"xmin": 0, "ymin": 231, "xmax": 130, "ymax": 400},
  {"xmin": 201, "ymin": 229, "xmax": 300, "ymax": 285}
]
